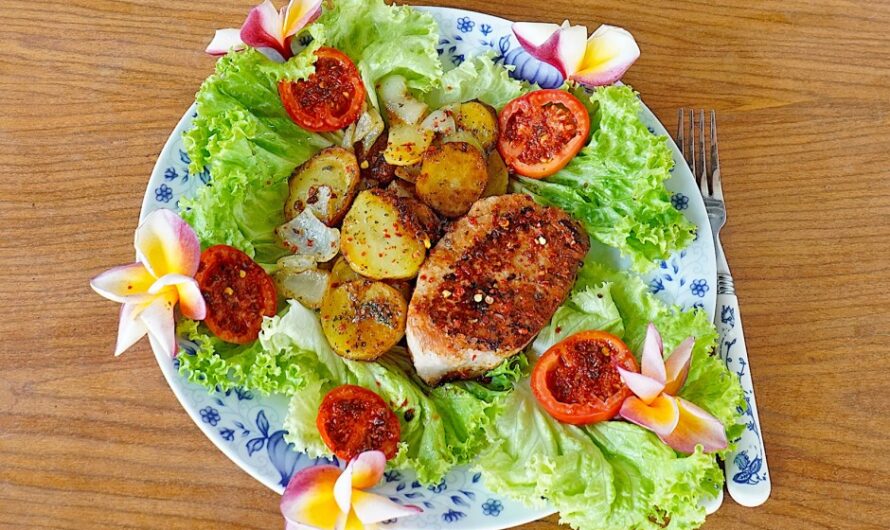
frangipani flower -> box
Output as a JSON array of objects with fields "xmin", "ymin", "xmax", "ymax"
[
  {"xmin": 617, "ymin": 324, "xmax": 728, "ymax": 454},
  {"xmin": 90, "ymin": 209, "xmax": 205, "ymax": 358},
  {"xmin": 513, "ymin": 20, "xmax": 640, "ymax": 87},
  {"xmin": 206, "ymin": 0, "xmax": 322, "ymax": 60},
  {"xmin": 281, "ymin": 451, "xmax": 421, "ymax": 530}
]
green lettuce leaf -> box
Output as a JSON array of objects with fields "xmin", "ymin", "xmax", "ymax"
[
  {"xmin": 423, "ymin": 53, "xmax": 526, "ymax": 110},
  {"xmin": 181, "ymin": 46, "xmax": 330, "ymax": 264},
  {"xmin": 482, "ymin": 382, "xmax": 721, "ymax": 530},
  {"xmin": 478, "ymin": 259, "xmax": 743, "ymax": 530},
  {"xmin": 176, "ymin": 316, "xmax": 332, "ymax": 397},
  {"xmin": 515, "ymin": 85, "xmax": 696, "ymax": 271}
]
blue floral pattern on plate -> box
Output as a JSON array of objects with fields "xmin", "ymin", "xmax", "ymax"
[{"xmin": 141, "ymin": 7, "xmax": 717, "ymax": 530}]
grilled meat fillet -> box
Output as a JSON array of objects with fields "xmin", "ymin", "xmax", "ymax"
[{"xmin": 406, "ymin": 194, "xmax": 589, "ymax": 385}]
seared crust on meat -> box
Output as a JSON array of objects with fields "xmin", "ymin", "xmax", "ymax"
[{"xmin": 406, "ymin": 194, "xmax": 589, "ymax": 385}]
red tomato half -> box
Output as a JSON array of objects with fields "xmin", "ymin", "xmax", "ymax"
[
  {"xmin": 531, "ymin": 330, "xmax": 639, "ymax": 425},
  {"xmin": 194, "ymin": 245, "xmax": 277, "ymax": 344},
  {"xmin": 497, "ymin": 89, "xmax": 590, "ymax": 178},
  {"xmin": 316, "ymin": 385, "xmax": 401, "ymax": 461},
  {"xmin": 278, "ymin": 47, "xmax": 366, "ymax": 132}
]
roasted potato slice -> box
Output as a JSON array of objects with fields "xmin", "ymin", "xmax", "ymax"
[
  {"xmin": 384, "ymin": 123, "xmax": 435, "ymax": 166},
  {"xmin": 285, "ymin": 147, "xmax": 360, "ymax": 226},
  {"xmin": 330, "ymin": 255, "xmax": 363, "ymax": 287},
  {"xmin": 482, "ymin": 149, "xmax": 509, "ymax": 197},
  {"xmin": 416, "ymin": 142, "xmax": 487, "ymax": 218},
  {"xmin": 274, "ymin": 268, "xmax": 330, "ymax": 309},
  {"xmin": 320, "ymin": 280, "xmax": 408, "ymax": 361},
  {"xmin": 331, "ymin": 255, "xmax": 412, "ymax": 298},
  {"xmin": 456, "ymin": 101, "xmax": 498, "ymax": 151},
  {"xmin": 340, "ymin": 189, "xmax": 429, "ymax": 280}
]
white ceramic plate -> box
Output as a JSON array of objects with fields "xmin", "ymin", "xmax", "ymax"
[{"xmin": 141, "ymin": 6, "xmax": 716, "ymax": 529}]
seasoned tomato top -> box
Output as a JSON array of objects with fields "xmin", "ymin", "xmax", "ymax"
[
  {"xmin": 316, "ymin": 384, "xmax": 401, "ymax": 461},
  {"xmin": 546, "ymin": 338, "xmax": 627, "ymax": 404}
]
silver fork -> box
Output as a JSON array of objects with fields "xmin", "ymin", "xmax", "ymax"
[{"xmin": 677, "ymin": 109, "xmax": 771, "ymax": 508}]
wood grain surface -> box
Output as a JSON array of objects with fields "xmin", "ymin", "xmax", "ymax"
[{"xmin": 2, "ymin": 0, "xmax": 889, "ymax": 528}]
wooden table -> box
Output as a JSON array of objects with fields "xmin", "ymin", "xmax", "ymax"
[{"xmin": 2, "ymin": 0, "xmax": 889, "ymax": 528}]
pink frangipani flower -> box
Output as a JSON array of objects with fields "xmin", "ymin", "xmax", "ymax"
[
  {"xmin": 90, "ymin": 209, "xmax": 205, "ymax": 358},
  {"xmin": 205, "ymin": 0, "xmax": 323, "ymax": 60},
  {"xmin": 281, "ymin": 451, "xmax": 421, "ymax": 530},
  {"xmin": 513, "ymin": 20, "xmax": 640, "ymax": 87},
  {"xmin": 617, "ymin": 323, "xmax": 728, "ymax": 454}
]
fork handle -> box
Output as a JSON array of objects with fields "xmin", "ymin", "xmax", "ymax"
[{"xmin": 717, "ymin": 284, "xmax": 771, "ymax": 507}]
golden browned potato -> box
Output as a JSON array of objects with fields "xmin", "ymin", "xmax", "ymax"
[
  {"xmin": 384, "ymin": 123, "xmax": 435, "ymax": 166},
  {"xmin": 482, "ymin": 149, "xmax": 509, "ymax": 197},
  {"xmin": 284, "ymin": 147, "xmax": 360, "ymax": 226},
  {"xmin": 330, "ymin": 255, "xmax": 364, "ymax": 287},
  {"xmin": 416, "ymin": 142, "xmax": 487, "ymax": 218},
  {"xmin": 456, "ymin": 101, "xmax": 498, "ymax": 151},
  {"xmin": 320, "ymin": 280, "xmax": 408, "ymax": 361},
  {"xmin": 340, "ymin": 189, "xmax": 429, "ymax": 280},
  {"xmin": 333, "ymin": 251, "xmax": 414, "ymax": 299}
]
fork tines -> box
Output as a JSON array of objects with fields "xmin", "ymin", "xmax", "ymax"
[{"xmin": 677, "ymin": 109, "xmax": 722, "ymax": 199}]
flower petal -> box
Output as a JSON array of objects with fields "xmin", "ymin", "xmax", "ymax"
[
  {"xmin": 139, "ymin": 290, "xmax": 178, "ymax": 358},
  {"xmin": 281, "ymin": 465, "xmax": 342, "ymax": 530},
  {"xmin": 134, "ymin": 209, "xmax": 201, "ymax": 278},
  {"xmin": 554, "ymin": 22, "xmax": 589, "ymax": 77},
  {"xmin": 91, "ymin": 262, "xmax": 156, "ymax": 303},
  {"xmin": 205, "ymin": 28, "xmax": 246, "ymax": 56},
  {"xmin": 641, "ymin": 322, "xmax": 667, "ymax": 383},
  {"xmin": 663, "ymin": 337, "xmax": 694, "ymax": 395},
  {"xmin": 241, "ymin": 0, "xmax": 288, "ymax": 56},
  {"xmin": 177, "ymin": 279, "xmax": 207, "ymax": 321},
  {"xmin": 349, "ymin": 450, "xmax": 386, "ymax": 489},
  {"xmin": 148, "ymin": 273, "xmax": 194, "ymax": 294},
  {"xmin": 146, "ymin": 274, "xmax": 207, "ymax": 321},
  {"xmin": 333, "ymin": 460, "xmax": 354, "ymax": 514},
  {"xmin": 619, "ymin": 394, "xmax": 680, "ymax": 436},
  {"xmin": 334, "ymin": 509, "xmax": 364, "ymax": 530},
  {"xmin": 512, "ymin": 21, "xmax": 561, "ymax": 49},
  {"xmin": 281, "ymin": 0, "xmax": 322, "ymax": 38},
  {"xmin": 571, "ymin": 24, "xmax": 640, "ymax": 87},
  {"xmin": 659, "ymin": 397, "xmax": 728, "ymax": 454},
  {"xmin": 115, "ymin": 303, "xmax": 148, "ymax": 356},
  {"xmin": 617, "ymin": 367, "xmax": 665, "ymax": 404},
  {"xmin": 513, "ymin": 21, "xmax": 587, "ymax": 77},
  {"xmin": 351, "ymin": 490, "xmax": 422, "ymax": 525}
]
